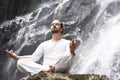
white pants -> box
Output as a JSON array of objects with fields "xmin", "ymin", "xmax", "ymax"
[
  {"xmin": 17, "ymin": 56, "xmax": 72, "ymax": 75},
  {"xmin": 17, "ymin": 58, "xmax": 49, "ymax": 75}
]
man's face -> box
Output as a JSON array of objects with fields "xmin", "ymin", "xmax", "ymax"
[{"xmin": 50, "ymin": 20, "xmax": 62, "ymax": 34}]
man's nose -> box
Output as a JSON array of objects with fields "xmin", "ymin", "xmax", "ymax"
[{"xmin": 53, "ymin": 25, "xmax": 56, "ymax": 28}]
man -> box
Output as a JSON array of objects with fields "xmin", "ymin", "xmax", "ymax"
[{"xmin": 5, "ymin": 20, "xmax": 76, "ymax": 75}]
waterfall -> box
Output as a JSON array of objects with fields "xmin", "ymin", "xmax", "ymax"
[
  {"xmin": 0, "ymin": 0, "xmax": 120, "ymax": 80},
  {"xmin": 70, "ymin": 14, "xmax": 120, "ymax": 80},
  {"xmin": 70, "ymin": 0, "xmax": 120, "ymax": 80}
]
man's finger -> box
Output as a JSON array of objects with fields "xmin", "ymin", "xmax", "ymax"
[
  {"xmin": 74, "ymin": 40, "xmax": 76, "ymax": 44},
  {"xmin": 9, "ymin": 50, "xmax": 13, "ymax": 53},
  {"xmin": 5, "ymin": 50, "xmax": 9, "ymax": 53},
  {"xmin": 71, "ymin": 39, "xmax": 74, "ymax": 43},
  {"xmin": 71, "ymin": 40, "xmax": 76, "ymax": 45},
  {"xmin": 11, "ymin": 50, "xmax": 14, "ymax": 53}
]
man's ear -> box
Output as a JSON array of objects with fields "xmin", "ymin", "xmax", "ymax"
[
  {"xmin": 60, "ymin": 28, "xmax": 63, "ymax": 31},
  {"xmin": 60, "ymin": 28, "xmax": 63, "ymax": 33}
]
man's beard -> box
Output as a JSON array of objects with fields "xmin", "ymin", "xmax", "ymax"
[
  {"xmin": 51, "ymin": 26, "xmax": 60, "ymax": 34},
  {"xmin": 51, "ymin": 29, "xmax": 60, "ymax": 34}
]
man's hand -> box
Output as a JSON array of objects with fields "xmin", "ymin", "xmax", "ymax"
[
  {"xmin": 70, "ymin": 39, "xmax": 76, "ymax": 55},
  {"xmin": 5, "ymin": 50, "xmax": 18, "ymax": 60}
]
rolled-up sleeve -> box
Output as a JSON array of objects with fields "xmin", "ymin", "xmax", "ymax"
[
  {"xmin": 55, "ymin": 41, "xmax": 74, "ymax": 72},
  {"xmin": 63, "ymin": 41, "xmax": 74, "ymax": 65},
  {"xmin": 62, "ymin": 40, "xmax": 74, "ymax": 58}
]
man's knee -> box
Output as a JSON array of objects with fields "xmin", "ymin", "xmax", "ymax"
[
  {"xmin": 17, "ymin": 59, "xmax": 26, "ymax": 72},
  {"xmin": 17, "ymin": 59, "xmax": 24, "ymax": 66},
  {"xmin": 17, "ymin": 58, "xmax": 31, "ymax": 65},
  {"xmin": 17, "ymin": 58, "xmax": 31, "ymax": 72}
]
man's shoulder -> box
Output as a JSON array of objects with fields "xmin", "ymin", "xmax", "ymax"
[
  {"xmin": 36, "ymin": 40, "xmax": 51, "ymax": 48},
  {"xmin": 42, "ymin": 39, "xmax": 51, "ymax": 44},
  {"xmin": 61, "ymin": 39, "xmax": 71, "ymax": 43}
]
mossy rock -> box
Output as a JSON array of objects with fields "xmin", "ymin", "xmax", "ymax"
[{"xmin": 20, "ymin": 72, "xmax": 109, "ymax": 80}]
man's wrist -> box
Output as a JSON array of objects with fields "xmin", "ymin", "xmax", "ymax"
[
  {"xmin": 12, "ymin": 54, "xmax": 19, "ymax": 60},
  {"xmin": 70, "ymin": 51, "xmax": 75, "ymax": 55}
]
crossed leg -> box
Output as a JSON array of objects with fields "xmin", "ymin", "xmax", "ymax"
[{"xmin": 17, "ymin": 58, "xmax": 55, "ymax": 75}]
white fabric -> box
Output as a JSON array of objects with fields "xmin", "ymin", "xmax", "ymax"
[
  {"xmin": 17, "ymin": 58, "xmax": 49, "ymax": 75},
  {"xmin": 17, "ymin": 39, "xmax": 73, "ymax": 75}
]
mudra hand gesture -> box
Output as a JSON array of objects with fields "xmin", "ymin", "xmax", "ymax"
[
  {"xmin": 5, "ymin": 50, "xmax": 19, "ymax": 60},
  {"xmin": 70, "ymin": 39, "xmax": 76, "ymax": 55}
]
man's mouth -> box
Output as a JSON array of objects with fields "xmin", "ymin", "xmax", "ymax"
[
  {"xmin": 51, "ymin": 30, "xmax": 59, "ymax": 34},
  {"xmin": 51, "ymin": 28, "xmax": 60, "ymax": 34}
]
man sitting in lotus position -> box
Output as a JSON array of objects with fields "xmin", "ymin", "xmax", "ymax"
[{"xmin": 5, "ymin": 20, "xmax": 76, "ymax": 75}]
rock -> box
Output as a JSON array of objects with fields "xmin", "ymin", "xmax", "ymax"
[
  {"xmin": 20, "ymin": 72, "xmax": 109, "ymax": 80},
  {"xmin": 0, "ymin": 0, "xmax": 41, "ymax": 24}
]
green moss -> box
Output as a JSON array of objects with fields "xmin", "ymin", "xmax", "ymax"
[
  {"xmin": 23, "ymin": 72, "xmax": 108, "ymax": 80},
  {"xmin": 27, "ymin": 75, "xmax": 42, "ymax": 80},
  {"xmin": 69, "ymin": 75, "xmax": 86, "ymax": 80},
  {"xmin": 34, "ymin": 75, "xmax": 42, "ymax": 80}
]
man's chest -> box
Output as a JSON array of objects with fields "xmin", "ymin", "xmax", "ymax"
[{"xmin": 43, "ymin": 42, "xmax": 67, "ymax": 55}]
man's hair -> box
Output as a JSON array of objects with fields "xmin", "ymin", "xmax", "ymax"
[{"xmin": 60, "ymin": 22, "xmax": 63, "ymax": 34}]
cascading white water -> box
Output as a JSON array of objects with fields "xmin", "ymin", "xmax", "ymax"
[
  {"xmin": 70, "ymin": 12, "xmax": 120, "ymax": 80},
  {"xmin": 70, "ymin": 0, "xmax": 120, "ymax": 79}
]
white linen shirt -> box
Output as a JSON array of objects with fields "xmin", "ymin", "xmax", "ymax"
[{"xmin": 31, "ymin": 39, "xmax": 73, "ymax": 67}]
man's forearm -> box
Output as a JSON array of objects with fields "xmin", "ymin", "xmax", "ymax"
[{"xmin": 12, "ymin": 54, "xmax": 30, "ymax": 60}]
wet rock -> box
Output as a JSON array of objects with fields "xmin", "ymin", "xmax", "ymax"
[{"xmin": 20, "ymin": 72, "xmax": 109, "ymax": 80}]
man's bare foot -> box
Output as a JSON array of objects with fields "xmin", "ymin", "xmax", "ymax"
[
  {"xmin": 41, "ymin": 65, "xmax": 55, "ymax": 73},
  {"xmin": 49, "ymin": 65, "xmax": 55, "ymax": 73},
  {"xmin": 41, "ymin": 69, "xmax": 50, "ymax": 72}
]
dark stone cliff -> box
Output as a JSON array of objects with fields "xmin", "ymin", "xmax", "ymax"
[{"xmin": 0, "ymin": 0, "xmax": 43, "ymax": 24}]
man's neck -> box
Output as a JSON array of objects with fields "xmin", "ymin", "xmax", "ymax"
[{"xmin": 52, "ymin": 34, "xmax": 62, "ymax": 41}]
